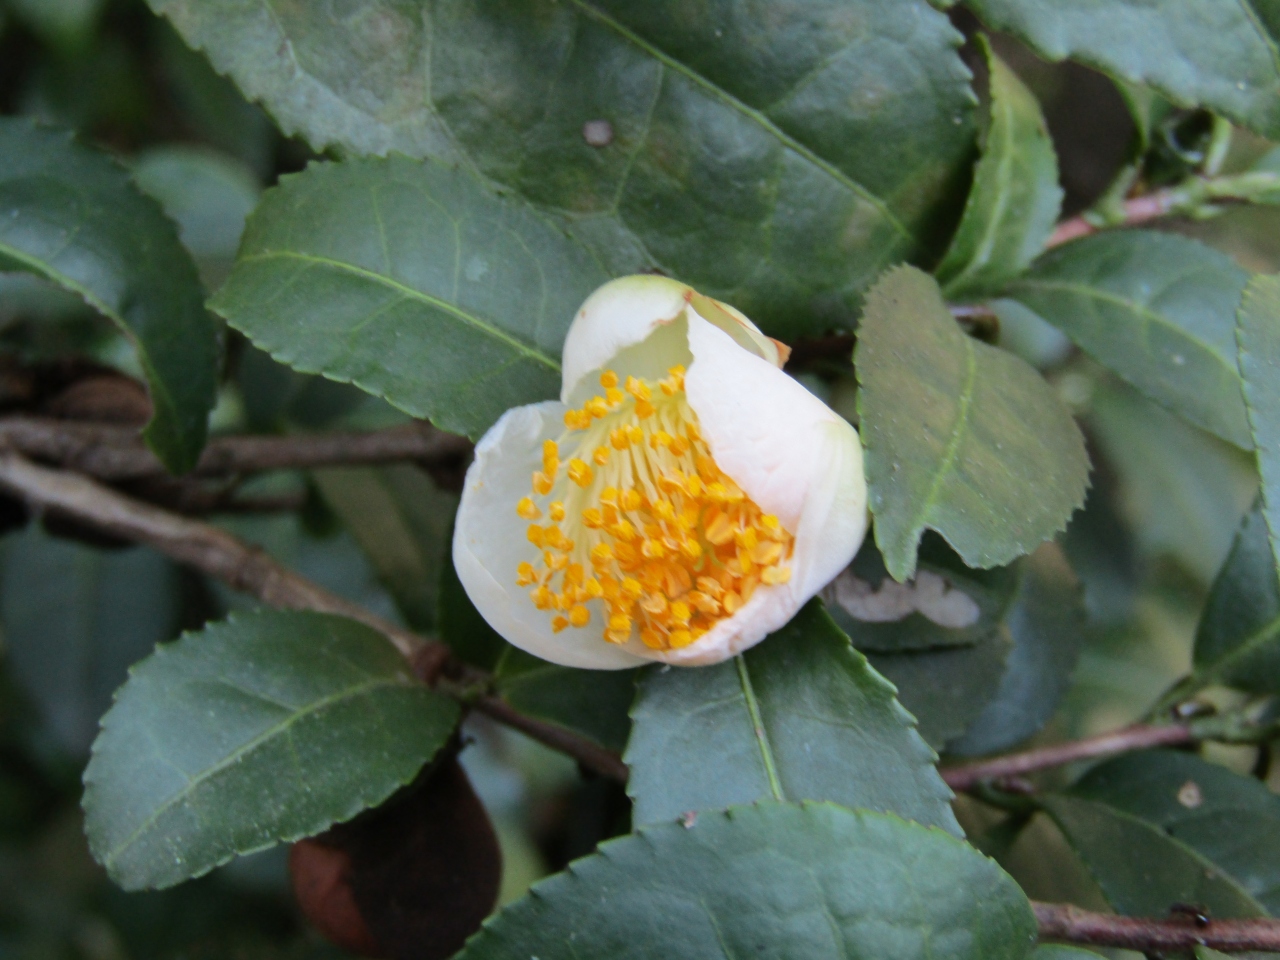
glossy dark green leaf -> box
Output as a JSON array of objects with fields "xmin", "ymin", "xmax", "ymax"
[
  {"xmin": 211, "ymin": 156, "xmax": 605, "ymax": 440},
  {"xmin": 1006, "ymin": 231, "xmax": 1253, "ymax": 448},
  {"xmin": 824, "ymin": 536, "xmax": 1019, "ymax": 653},
  {"xmin": 82, "ymin": 610, "xmax": 460, "ymax": 890},
  {"xmin": 493, "ymin": 649, "xmax": 636, "ymax": 753},
  {"xmin": 936, "ymin": 37, "xmax": 1062, "ymax": 300},
  {"xmin": 0, "ymin": 527, "xmax": 181, "ymax": 757},
  {"xmin": 866, "ymin": 625, "xmax": 1011, "ymax": 750},
  {"xmin": 0, "ymin": 118, "xmax": 219, "ymax": 472},
  {"xmin": 152, "ymin": 0, "xmax": 977, "ymax": 337},
  {"xmin": 1040, "ymin": 793, "xmax": 1266, "ymax": 918},
  {"xmin": 313, "ymin": 465, "xmax": 458, "ymax": 633},
  {"xmin": 1072, "ymin": 751, "xmax": 1280, "ymax": 913},
  {"xmin": 948, "ymin": 0, "xmax": 1280, "ymax": 139},
  {"xmin": 855, "ymin": 265, "xmax": 1088, "ymax": 582},
  {"xmin": 458, "ymin": 803, "xmax": 1037, "ymax": 960},
  {"xmin": 1238, "ymin": 273, "xmax": 1280, "ymax": 576},
  {"xmin": 625, "ymin": 601, "xmax": 959, "ymax": 833},
  {"xmin": 948, "ymin": 544, "xmax": 1085, "ymax": 756}
]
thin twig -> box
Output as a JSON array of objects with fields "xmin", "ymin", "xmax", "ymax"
[
  {"xmin": 1045, "ymin": 187, "xmax": 1186, "ymax": 248},
  {"xmin": 0, "ymin": 416, "xmax": 472, "ymax": 480},
  {"xmin": 941, "ymin": 723, "xmax": 1195, "ymax": 792},
  {"xmin": 0, "ymin": 449, "xmax": 625, "ymax": 781},
  {"xmin": 1034, "ymin": 901, "xmax": 1280, "ymax": 953}
]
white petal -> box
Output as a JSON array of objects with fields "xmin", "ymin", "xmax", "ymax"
[
  {"xmin": 560, "ymin": 276, "xmax": 782, "ymax": 403},
  {"xmin": 655, "ymin": 314, "xmax": 868, "ymax": 665},
  {"xmin": 453, "ymin": 402, "xmax": 651, "ymax": 670},
  {"xmin": 560, "ymin": 276, "xmax": 693, "ymax": 403}
]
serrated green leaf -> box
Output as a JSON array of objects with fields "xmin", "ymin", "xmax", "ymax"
[
  {"xmin": 948, "ymin": 544, "xmax": 1085, "ymax": 756},
  {"xmin": 866, "ymin": 624, "xmax": 1011, "ymax": 750},
  {"xmin": 0, "ymin": 526, "xmax": 181, "ymax": 757},
  {"xmin": 152, "ymin": 0, "xmax": 977, "ymax": 337},
  {"xmin": 1040, "ymin": 792, "xmax": 1267, "ymax": 918},
  {"xmin": 82, "ymin": 610, "xmax": 460, "ymax": 890},
  {"xmin": 313, "ymin": 465, "xmax": 458, "ymax": 633},
  {"xmin": 855, "ymin": 265, "xmax": 1088, "ymax": 582},
  {"xmin": 1180, "ymin": 502, "xmax": 1280, "ymax": 699},
  {"xmin": 624, "ymin": 601, "xmax": 959, "ymax": 833},
  {"xmin": 493, "ymin": 649, "xmax": 636, "ymax": 753},
  {"xmin": 952, "ymin": 0, "xmax": 1280, "ymax": 139},
  {"xmin": 1072, "ymin": 750, "xmax": 1280, "ymax": 913},
  {"xmin": 0, "ymin": 118, "xmax": 219, "ymax": 472},
  {"xmin": 211, "ymin": 156, "xmax": 606, "ymax": 440},
  {"xmin": 936, "ymin": 36, "xmax": 1062, "ymax": 299},
  {"xmin": 457, "ymin": 803, "xmax": 1037, "ymax": 960},
  {"xmin": 1006, "ymin": 231, "xmax": 1253, "ymax": 448},
  {"xmin": 1238, "ymin": 273, "xmax": 1280, "ymax": 579}
]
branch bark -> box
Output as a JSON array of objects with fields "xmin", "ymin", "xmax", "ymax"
[
  {"xmin": 0, "ymin": 416, "xmax": 472, "ymax": 480},
  {"xmin": 1045, "ymin": 187, "xmax": 1185, "ymax": 248},
  {"xmin": 941, "ymin": 723, "xmax": 1196, "ymax": 792},
  {"xmin": 0, "ymin": 449, "xmax": 624, "ymax": 781},
  {"xmin": 1034, "ymin": 901, "xmax": 1280, "ymax": 953}
]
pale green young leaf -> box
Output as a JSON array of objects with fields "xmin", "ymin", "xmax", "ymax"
[
  {"xmin": 82, "ymin": 610, "xmax": 459, "ymax": 890},
  {"xmin": 936, "ymin": 36, "xmax": 1062, "ymax": 299},
  {"xmin": 151, "ymin": 0, "xmax": 977, "ymax": 338},
  {"xmin": 457, "ymin": 803, "xmax": 1037, "ymax": 960},
  {"xmin": 625, "ymin": 601, "xmax": 959, "ymax": 834},
  {"xmin": 1006, "ymin": 231, "xmax": 1252, "ymax": 448},
  {"xmin": 855, "ymin": 265, "xmax": 1088, "ymax": 582}
]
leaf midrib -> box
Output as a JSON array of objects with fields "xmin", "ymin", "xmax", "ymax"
[
  {"xmin": 235, "ymin": 250, "xmax": 561, "ymax": 372},
  {"xmin": 563, "ymin": 0, "xmax": 913, "ymax": 246},
  {"xmin": 735, "ymin": 655, "xmax": 783, "ymax": 801},
  {"xmin": 102, "ymin": 673, "xmax": 410, "ymax": 868},
  {"xmin": 1008, "ymin": 277, "xmax": 1240, "ymax": 374}
]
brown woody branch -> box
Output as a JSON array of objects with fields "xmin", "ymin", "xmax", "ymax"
[
  {"xmin": 0, "ymin": 449, "xmax": 623, "ymax": 781},
  {"xmin": 1045, "ymin": 187, "xmax": 1187, "ymax": 248},
  {"xmin": 941, "ymin": 723, "xmax": 1196, "ymax": 792},
  {"xmin": 0, "ymin": 416, "xmax": 472, "ymax": 481},
  {"xmin": 1033, "ymin": 901, "xmax": 1280, "ymax": 953}
]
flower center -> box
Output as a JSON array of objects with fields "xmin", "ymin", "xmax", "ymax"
[{"xmin": 515, "ymin": 366, "xmax": 795, "ymax": 651}]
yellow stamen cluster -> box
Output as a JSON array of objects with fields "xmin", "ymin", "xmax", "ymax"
[{"xmin": 515, "ymin": 366, "xmax": 795, "ymax": 651}]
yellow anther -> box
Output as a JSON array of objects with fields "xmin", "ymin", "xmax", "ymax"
[
  {"xmin": 591, "ymin": 543, "xmax": 614, "ymax": 566},
  {"xmin": 564, "ymin": 409, "xmax": 588, "ymax": 430},
  {"xmin": 639, "ymin": 592, "xmax": 668, "ymax": 615},
  {"xmin": 600, "ymin": 370, "xmax": 619, "ymax": 389},
  {"xmin": 549, "ymin": 502, "xmax": 566, "ymax": 522},
  {"xmin": 641, "ymin": 629, "xmax": 665, "ymax": 649},
  {"xmin": 681, "ymin": 539, "xmax": 704, "ymax": 560},
  {"xmin": 670, "ymin": 600, "xmax": 691, "ymax": 624},
  {"xmin": 625, "ymin": 376, "xmax": 651, "ymax": 401},
  {"xmin": 608, "ymin": 613, "xmax": 632, "ymax": 634},
  {"xmin": 752, "ymin": 541, "xmax": 784, "ymax": 566},
  {"xmin": 626, "ymin": 425, "xmax": 644, "ymax": 445},
  {"xmin": 611, "ymin": 520, "xmax": 639, "ymax": 542},
  {"xmin": 697, "ymin": 576, "xmax": 723, "ymax": 597},
  {"xmin": 552, "ymin": 615, "xmax": 570, "ymax": 633},
  {"xmin": 635, "ymin": 398, "xmax": 655, "ymax": 419},
  {"xmin": 650, "ymin": 430, "xmax": 673, "ymax": 449},
  {"xmin": 670, "ymin": 436, "xmax": 690, "ymax": 455},
  {"xmin": 621, "ymin": 578, "xmax": 643, "ymax": 599},
  {"xmin": 531, "ymin": 585, "xmax": 553, "ymax": 610},
  {"xmin": 516, "ymin": 562, "xmax": 537, "ymax": 586},
  {"xmin": 606, "ymin": 387, "xmax": 625, "ymax": 406},
  {"xmin": 564, "ymin": 563, "xmax": 585, "ymax": 586},
  {"xmin": 621, "ymin": 488, "xmax": 643, "ymax": 511},
  {"xmin": 761, "ymin": 566, "xmax": 792, "ymax": 585},
  {"xmin": 533, "ymin": 471, "xmax": 554, "ymax": 495},
  {"xmin": 582, "ymin": 507, "xmax": 605, "ymax": 529},
  {"xmin": 690, "ymin": 591, "xmax": 720, "ymax": 616},
  {"xmin": 584, "ymin": 577, "xmax": 604, "ymax": 599},
  {"xmin": 527, "ymin": 524, "xmax": 546, "ymax": 547},
  {"xmin": 593, "ymin": 446, "xmax": 611, "ymax": 466},
  {"xmin": 641, "ymin": 539, "xmax": 666, "ymax": 559},
  {"xmin": 610, "ymin": 428, "xmax": 630, "ymax": 450},
  {"xmin": 605, "ymin": 629, "xmax": 631, "ymax": 645},
  {"xmin": 722, "ymin": 592, "xmax": 742, "ymax": 615},
  {"xmin": 543, "ymin": 439, "xmax": 559, "ymax": 466},
  {"xmin": 653, "ymin": 500, "xmax": 676, "ymax": 521},
  {"xmin": 705, "ymin": 511, "xmax": 735, "ymax": 545},
  {"xmin": 736, "ymin": 527, "xmax": 759, "ymax": 550},
  {"xmin": 601, "ymin": 487, "xmax": 619, "ymax": 505},
  {"xmin": 568, "ymin": 459, "xmax": 593, "ymax": 487},
  {"xmin": 569, "ymin": 604, "xmax": 591, "ymax": 628},
  {"xmin": 669, "ymin": 629, "xmax": 694, "ymax": 649},
  {"xmin": 516, "ymin": 497, "xmax": 541, "ymax": 520},
  {"xmin": 586, "ymin": 397, "xmax": 609, "ymax": 419}
]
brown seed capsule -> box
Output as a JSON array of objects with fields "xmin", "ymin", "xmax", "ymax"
[{"xmin": 290, "ymin": 755, "xmax": 502, "ymax": 960}]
